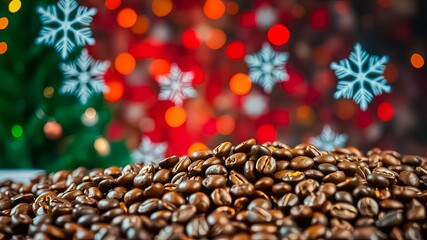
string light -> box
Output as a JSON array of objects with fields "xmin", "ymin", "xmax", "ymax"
[
  {"xmin": 230, "ymin": 73, "xmax": 251, "ymax": 95},
  {"xmin": 410, "ymin": 53, "xmax": 424, "ymax": 69},
  {"xmin": 188, "ymin": 142, "xmax": 209, "ymax": 155},
  {"xmin": 205, "ymin": 29, "xmax": 226, "ymax": 50},
  {"xmin": 8, "ymin": 0, "xmax": 21, "ymax": 13},
  {"xmin": 0, "ymin": 17, "xmax": 8, "ymax": 29},
  {"xmin": 152, "ymin": 0, "xmax": 173, "ymax": 17},
  {"xmin": 94, "ymin": 137, "xmax": 110, "ymax": 156},
  {"xmin": 105, "ymin": 0, "xmax": 120, "ymax": 10},
  {"xmin": 104, "ymin": 81, "xmax": 124, "ymax": 102},
  {"xmin": 377, "ymin": 102, "xmax": 394, "ymax": 121},
  {"xmin": 114, "ymin": 53, "xmax": 136, "ymax": 75},
  {"xmin": 0, "ymin": 42, "xmax": 7, "ymax": 54},
  {"xmin": 117, "ymin": 8, "xmax": 137, "ymax": 28},
  {"xmin": 43, "ymin": 121, "xmax": 62, "ymax": 139},
  {"xmin": 226, "ymin": 41, "xmax": 245, "ymax": 60},
  {"xmin": 11, "ymin": 125, "xmax": 23, "ymax": 138},
  {"xmin": 81, "ymin": 108, "xmax": 98, "ymax": 127},
  {"xmin": 182, "ymin": 29, "xmax": 201, "ymax": 50},
  {"xmin": 268, "ymin": 24, "xmax": 290, "ymax": 46},
  {"xmin": 165, "ymin": 106, "xmax": 186, "ymax": 127},
  {"xmin": 204, "ymin": 0, "xmax": 225, "ymax": 20},
  {"xmin": 43, "ymin": 86, "xmax": 54, "ymax": 99}
]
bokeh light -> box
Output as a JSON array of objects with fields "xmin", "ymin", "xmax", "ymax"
[
  {"xmin": 131, "ymin": 15, "xmax": 150, "ymax": 35},
  {"xmin": 204, "ymin": 0, "xmax": 225, "ymax": 20},
  {"xmin": 0, "ymin": 42, "xmax": 7, "ymax": 54},
  {"xmin": 310, "ymin": 8, "xmax": 329, "ymax": 29},
  {"xmin": 226, "ymin": 1, "xmax": 239, "ymax": 15},
  {"xmin": 384, "ymin": 63, "xmax": 398, "ymax": 83},
  {"xmin": 411, "ymin": 53, "xmax": 424, "ymax": 69},
  {"xmin": 94, "ymin": 137, "xmax": 110, "ymax": 156},
  {"xmin": 256, "ymin": 124, "xmax": 277, "ymax": 143},
  {"xmin": 377, "ymin": 102, "xmax": 394, "ymax": 121},
  {"xmin": 336, "ymin": 100, "xmax": 357, "ymax": 120},
  {"xmin": 43, "ymin": 121, "xmax": 62, "ymax": 139},
  {"xmin": 230, "ymin": 73, "xmax": 252, "ymax": 95},
  {"xmin": 182, "ymin": 29, "xmax": 201, "ymax": 50},
  {"xmin": 165, "ymin": 106, "xmax": 186, "ymax": 128},
  {"xmin": 268, "ymin": 24, "xmax": 290, "ymax": 46},
  {"xmin": 114, "ymin": 53, "xmax": 136, "ymax": 75},
  {"xmin": 8, "ymin": 0, "xmax": 21, "ymax": 13},
  {"xmin": 149, "ymin": 59, "xmax": 171, "ymax": 78},
  {"xmin": 205, "ymin": 28, "xmax": 226, "ymax": 50},
  {"xmin": 216, "ymin": 115, "xmax": 235, "ymax": 135},
  {"xmin": 11, "ymin": 125, "xmax": 23, "ymax": 138},
  {"xmin": 152, "ymin": 0, "xmax": 173, "ymax": 17},
  {"xmin": 188, "ymin": 142, "xmax": 209, "ymax": 155},
  {"xmin": 117, "ymin": 8, "xmax": 137, "ymax": 28},
  {"xmin": 226, "ymin": 41, "xmax": 246, "ymax": 60},
  {"xmin": 296, "ymin": 105, "xmax": 314, "ymax": 126},
  {"xmin": 104, "ymin": 81, "xmax": 124, "ymax": 102},
  {"xmin": 105, "ymin": 0, "xmax": 121, "ymax": 10},
  {"xmin": 43, "ymin": 86, "xmax": 54, "ymax": 99},
  {"xmin": 0, "ymin": 17, "xmax": 8, "ymax": 30}
]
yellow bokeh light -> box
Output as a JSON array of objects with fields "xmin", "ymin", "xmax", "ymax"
[
  {"xmin": 43, "ymin": 86, "xmax": 54, "ymax": 99},
  {"xmin": 152, "ymin": 0, "xmax": 173, "ymax": 17},
  {"xmin": 188, "ymin": 142, "xmax": 209, "ymax": 155},
  {"xmin": 0, "ymin": 42, "xmax": 7, "ymax": 54},
  {"xmin": 165, "ymin": 106, "xmax": 186, "ymax": 128},
  {"xmin": 85, "ymin": 108, "xmax": 97, "ymax": 119},
  {"xmin": 94, "ymin": 137, "xmax": 110, "ymax": 156},
  {"xmin": 9, "ymin": 0, "xmax": 22, "ymax": 13},
  {"xmin": 0, "ymin": 17, "xmax": 9, "ymax": 30}
]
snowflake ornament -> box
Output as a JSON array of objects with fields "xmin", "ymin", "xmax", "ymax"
[
  {"xmin": 157, "ymin": 64, "xmax": 197, "ymax": 106},
  {"xmin": 310, "ymin": 125, "xmax": 348, "ymax": 152},
  {"xmin": 131, "ymin": 136, "xmax": 167, "ymax": 163},
  {"xmin": 330, "ymin": 43, "xmax": 391, "ymax": 110},
  {"xmin": 245, "ymin": 43, "xmax": 289, "ymax": 93},
  {"xmin": 36, "ymin": 0, "xmax": 96, "ymax": 59},
  {"xmin": 60, "ymin": 49, "xmax": 109, "ymax": 104}
]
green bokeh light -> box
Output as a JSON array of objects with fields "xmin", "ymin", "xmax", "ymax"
[{"xmin": 11, "ymin": 124, "xmax": 23, "ymax": 138}]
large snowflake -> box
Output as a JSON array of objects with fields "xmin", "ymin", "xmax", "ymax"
[
  {"xmin": 60, "ymin": 49, "xmax": 109, "ymax": 104},
  {"xmin": 157, "ymin": 64, "xmax": 197, "ymax": 106},
  {"xmin": 310, "ymin": 125, "xmax": 348, "ymax": 152},
  {"xmin": 330, "ymin": 43, "xmax": 391, "ymax": 110},
  {"xmin": 131, "ymin": 136, "xmax": 167, "ymax": 163},
  {"xmin": 245, "ymin": 43, "xmax": 289, "ymax": 93},
  {"xmin": 36, "ymin": 0, "xmax": 96, "ymax": 59}
]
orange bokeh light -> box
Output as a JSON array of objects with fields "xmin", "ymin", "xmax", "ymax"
[
  {"xmin": 411, "ymin": 53, "xmax": 424, "ymax": 69},
  {"xmin": 226, "ymin": 1, "xmax": 239, "ymax": 15},
  {"xmin": 188, "ymin": 142, "xmax": 209, "ymax": 155},
  {"xmin": 205, "ymin": 28, "xmax": 226, "ymax": 50},
  {"xmin": 0, "ymin": 42, "xmax": 7, "ymax": 54},
  {"xmin": 131, "ymin": 15, "xmax": 150, "ymax": 35},
  {"xmin": 152, "ymin": 0, "xmax": 173, "ymax": 17},
  {"xmin": 114, "ymin": 53, "xmax": 136, "ymax": 75},
  {"xmin": 216, "ymin": 115, "xmax": 235, "ymax": 135},
  {"xmin": 149, "ymin": 59, "xmax": 171, "ymax": 78},
  {"xmin": 105, "ymin": 0, "xmax": 121, "ymax": 10},
  {"xmin": 104, "ymin": 81, "xmax": 124, "ymax": 102},
  {"xmin": 204, "ymin": 0, "xmax": 225, "ymax": 20},
  {"xmin": 230, "ymin": 73, "xmax": 252, "ymax": 95},
  {"xmin": 0, "ymin": 17, "xmax": 8, "ymax": 30},
  {"xmin": 336, "ymin": 99, "xmax": 356, "ymax": 120},
  {"xmin": 165, "ymin": 106, "xmax": 186, "ymax": 128},
  {"xmin": 117, "ymin": 8, "xmax": 137, "ymax": 28}
]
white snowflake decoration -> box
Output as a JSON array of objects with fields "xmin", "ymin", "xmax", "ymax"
[
  {"xmin": 330, "ymin": 43, "xmax": 391, "ymax": 110},
  {"xmin": 131, "ymin": 136, "xmax": 167, "ymax": 163},
  {"xmin": 310, "ymin": 125, "xmax": 348, "ymax": 152},
  {"xmin": 157, "ymin": 64, "xmax": 197, "ymax": 106},
  {"xmin": 36, "ymin": 0, "xmax": 96, "ymax": 59},
  {"xmin": 245, "ymin": 43, "xmax": 289, "ymax": 93},
  {"xmin": 60, "ymin": 49, "xmax": 109, "ymax": 104},
  {"xmin": 243, "ymin": 92, "xmax": 269, "ymax": 118}
]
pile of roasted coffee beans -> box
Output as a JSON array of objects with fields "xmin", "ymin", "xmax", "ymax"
[{"xmin": 1, "ymin": 139, "xmax": 427, "ymax": 239}]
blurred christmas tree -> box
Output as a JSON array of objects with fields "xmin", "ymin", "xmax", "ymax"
[{"xmin": 0, "ymin": 0, "xmax": 130, "ymax": 172}]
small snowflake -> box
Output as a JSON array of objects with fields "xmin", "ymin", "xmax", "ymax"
[
  {"xmin": 245, "ymin": 43, "xmax": 289, "ymax": 93},
  {"xmin": 310, "ymin": 125, "xmax": 348, "ymax": 151},
  {"xmin": 60, "ymin": 49, "xmax": 109, "ymax": 104},
  {"xmin": 36, "ymin": 0, "xmax": 96, "ymax": 59},
  {"xmin": 330, "ymin": 43, "xmax": 391, "ymax": 110},
  {"xmin": 157, "ymin": 64, "xmax": 197, "ymax": 106},
  {"xmin": 131, "ymin": 136, "xmax": 167, "ymax": 163}
]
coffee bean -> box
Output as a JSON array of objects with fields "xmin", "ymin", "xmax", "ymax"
[
  {"xmin": 334, "ymin": 191, "xmax": 353, "ymax": 204},
  {"xmin": 250, "ymin": 145, "xmax": 271, "ymax": 161},
  {"xmin": 376, "ymin": 210, "xmax": 403, "ymax": 227},
  {"xmin": 313, "ymin": 154, "xmax": 337, "ymax": 165},
  {"xmin": 337, "ymin": 161, "xmax": 358, "ymax": 176},
  {"xmin": 225, "ymin": 153, "xmax": 247, "ymax": 168},
  {"xmin": 255, "ymin": 156, "xmax": 276, "ymax": 175},
  {"xmin": 159, "ymin": 155, "xmax": 179, "ymax": 169},
  {"xmin": 317, "ymin": 163, "xmax": 339, "ymax": 174},
  {"xmin": 302, "ymin": 224, "xmax": 327, "ymax": 240},
  {"xmin": 282, "ymin": 171, "xmax": 305, "ymax": 183},
  {"xmin": 295, "ymin": 179, "xmax": 319, "ymax": 196},
  {"xmin": 153, "ymin": 169, "xmax": 172, "ymax": 184},
  {"xmin": 304, "ymin": 169, "xmax": 324, "ymax": 180},
  {"xmin": 246, "ymin": 207, "xmax": 272, "ymax": 223},
  {"xmin": 398, "ymin": 171, "xmax": 419, "ymax": 187},
  {"xmin": 0, "ymin": 199, "xmax": 12, "ymax": 211},
  {"xmin": 202, "ymin": 175, "xmax": 227, "ymax": 189},
  {"xmin": 406, "ymin": 199, "xmax": 425, "ymax": 221},
  {"xmin": 162, "ymin": 192, "xmax": 185, "ymax": 208},
  {"xmin": 271, "ymin": 182, "xmax": 292, "ymax": 196},
  {"xmin": 186, "ymin": 215, "xmax": 209, "ymax": 237},
  {"xmin": 172, "ymin": 156, "xmax": 192, "ymax": 174},
  {"xmin": 229, "ymin": 170, "xmax": 249, "ymax": 185},
  {"xmin": 291, "ymin": 156, "xmax": 314, "ymax": 171},
  {"xmin": 304, "ymin": 192, "xmax": 326, "ymax": 209},
  {"xmin": 248, "ymin": 199, "xmax": 272, "ymax": 211},
  {"xmin": 188, "ymin": 192, "xmax": 210, "ymax": 213},
  {"xmin": 211, "ymin": 188, "xmax": 232, "ymax": 206},
  {"xmin": 323, "ymin": 171, "xmax": 346, "ymax": 184},
  {"xmin": 213, "ymin": 142, "xmax": 233, "ymax": 158},
  {"xmin": 330, "ymin": 203, "xmax": 358, "ymax": 220},
  {"xmin": 205, "ymin": 164, "xmax": 227, "ymax": 176},
  {"xmin": 272, "ymin": 149, "xmax": 293, "ymax": 161},
  {"xmin": 254, "ymin": 177, "xmax": 274, "ymax": 190},
  {"xmin": 402, "ymin": 155, "xmax": 424, "ymax": 166},
  {"xmin": 176, "ymin": 179, "xmax": 201, "ymax": 194},
  {"xmin": 144, "ymin": 183, "xmax": 164, "ymax": 198},
  {"xmin": 202, "ymin": 156, "xmax": 225, "ymax": 170},
  {"xmin": 357, "ymin": 197, "xmax": 378, "ymax": 217},
  {"xmin": 230, "ymin": 183, "xmax": 255, "ymax": 197},
  {"xmin": 124, "ymin": 188, "xmax": 144, "ymax": 205},
  {"xmin": 277, "ymin": 193, "xmax": 299, "ymax": 209}
]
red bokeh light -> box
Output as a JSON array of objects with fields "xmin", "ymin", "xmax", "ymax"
[
  {"xmin": 226, "ymin": 41, "xmax": 246, "ymax": 60},
  {"xmin": 268, "ymin": 24, "xmax": 290, "ymax": 46},
  {"xmin": 181, "ymin": 29, "xmax": 201, "ymax": 50},
  {"xmin": 377, "ymin": 102, "xmax": 394, "ymax": 121},
  {"xmin": 240, "ymin": 11, "xmax": 256, "ymax": 28},
  {"xmin": 256, "ymin": 124, "xmax": 277, "ymax": 143},
  {"xmin": 356, "ymin": 110, "xmax": 373, "ymax": 129},
  {"xmin": 310, "ymin": 8, "xmax": 329, "ymax": 29}
]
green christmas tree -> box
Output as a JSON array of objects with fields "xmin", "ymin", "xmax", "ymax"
[{"xmin": 0, "ymin": 0, "xmax": 130, "ymax": 172}]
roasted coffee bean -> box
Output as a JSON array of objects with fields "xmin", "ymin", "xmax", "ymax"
[
  {"xmin": 124, "ymin": 188, "xmax": 144, "ymax": 205},
  {"xmin": 291, "ymin": 156, "xmax": 314, "ymax": 171},
  {"xmin": 188, "ymin": 192, "xmax": 210, "ymax": 213},
  {"xmin": 277, "ymin": 193, "xmax": 299, "ymax": 209},
  {"xmin": 85, "ymin": 187, "xmax": 103, "ymax": 200},
  {"xmin": 230, "ymin": 183, "xmax": 255, "ymax": 197},
  {"xmin": 202, "ymin": 175, "xmax": 227, "ymax": 189},
  {"xmin": 153, "ymin": 169, "xmax": 172, "ymax": 184},
  {"xmin": 357, "ymin": 197, "xmax": 378, "ymax": 217},
  {"xmin": 402, "ymin": 155, "xmax": 424, "ymax": 166},
  {"xmin": 97, "ymin": 199, "xmax": 120, "ymax": 212},
  {"xmin": 162, "ymin": 192, "xmax": 185, "ymax": 207},
  {"xmin": 176, "ymin": 179, "xmax": 201, "ymax": 194},
  {"xmin": 295, "ymin": 179, "xmax": 319, "ymax": 196},
  {"xmin": 271, "ymin": 182, "xmax": 292, "ymax": 196},
  {"xmin": 11, "ymin": 193, "xmax": 34, "ymax": 205},
  {"xmin": 337, "ymin": 161, "xmax": 358, "ymax": 176},
  {"xmin": 225, "ymin": 153, "xmax": 247, "ymax": 168},
  {"xmin": 313, "ymin": 155, "xmax": 337, "ymax": 165},
  {"xmin": 406, "ymin": 199, "xmax": 425, "ymax": 221},
  {"xmin": 317, "ymin": 163, "xmax": 339, "ymax": 174},
  {"xmin": 254, "ymin": 177, "xmax": 274, "ymax": 190},
  {"xmin": 229, "ymin": 170, "xmax": 249, "ymax": 185},
  {"xmin": 186, "ymin": 215, "xmax": 209, "ymax": 237},
  {"xmin": 144, "ymin": 183, "xmax": 165, "ymax": 198},
  {"xmin": 334, "ymin": 191, "xmax": 353, "ymax": 204},
  {"xmin": 205, "ymin": 164, "xmax": 227, "ymax": 176},
  {"xmin": 304, "ymin": 192, "xmax": 326, "ymax": 208},
  {"xmin": 282, "ymin": 171, "xmax": 305, "ymax": 183},
  {"xmin": 250, "ymin": 145, "xmax": 271, "ymax": 160},
  {"xmin": 211, "ymin": 188, "xmax": 232, "ymax": 206},
  {"xmin": 213, "ymin": 142, "xmax": 233, "ymax": 158},
  {"xmin": 376, "ymin": 210, "xmax": 404, "ymax": 227},
  {"xmin": 330, "ymin": 203, "xmax": 358, "ymax": 220},
  {"xmin": 0, "ymin": 199, "xmax": 12, "ymax": 211},
  {"xmin": 255, "ymin": 155, "xmax": 276, "ymax": 175},
  {"xmin": 172, "ymin": 156, "xmax": 192, "ymax": 174},
  {"xmin": 323, "ymin": 171, "xmax": 346, "ymax": 184},
  {"xmin": 304, "ymin": 169, "xmax": 324, "ymax": 180},
  {"xmin": 272, "ymin": 149, "xmax": 293, "ymax": 161},
  {"xmin": 246, "ymin": 207, "xmax": 272, "ymax": 223},
  {"xmin": 159, "ymin": 155, "xmax": 179, "ymax": 169},
  {"xmin": 398, "ymin": 171, "xmax": 419, "ymax": 187}
]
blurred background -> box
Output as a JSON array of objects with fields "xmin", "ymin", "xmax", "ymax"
[{"xmin": 0, "ymin": 0, "xmax": 426, "ymax": 172}]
